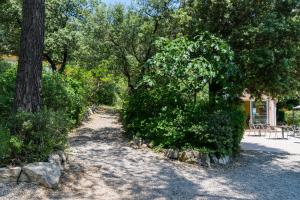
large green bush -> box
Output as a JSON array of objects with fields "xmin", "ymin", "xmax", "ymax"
[
  {"xmin": 123, "ymin": 89, "xmax": 245, "ymax": 156},
  {"xmin": 123, "ymin": 35, "xmax": 245, "ymax": 156},
  {"xmin": 285, "ymin": 110, "xmax": 300, "ymax": 126}
]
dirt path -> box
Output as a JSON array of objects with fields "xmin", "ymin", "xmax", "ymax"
[{"xmin": 1, "ymin": 107, "xmax": 300, "ymax": 200}]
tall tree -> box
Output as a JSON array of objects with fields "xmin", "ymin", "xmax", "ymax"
[
  {"xmin": 15, "ymin": 0, "xmax": 45, "ymax": 112},
  {"xmin": 184, "ymin": 0, "xmax": 300, "ymax": 98}
]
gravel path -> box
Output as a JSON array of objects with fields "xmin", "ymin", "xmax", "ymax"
[{"xmin": 1, "ymin": 107, "xmax": 300, "ymax": 200}]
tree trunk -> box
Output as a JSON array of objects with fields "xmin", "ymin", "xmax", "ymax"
[
  {"xmin": 209, "ymin": 80, "xmax": 218, "ymax": 108},
  {"xmin": 44, "ymin": 53, "xmax": 57, "ymax": 71},
  {"xmin": 15, "ymin": 0, "xmax": 45, "ymax": 113},
  {"xmin": 59, "ymin": 47, "xmax": 68, "ymax": 73}
]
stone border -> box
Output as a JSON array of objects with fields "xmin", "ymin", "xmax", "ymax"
[
  {"xmin": 0, "ymin": 151, "xmax": 67, "ymax": 189},
  {"xmin": 129, "ymin": 138, "xmax": 231, "ymax": 167}
]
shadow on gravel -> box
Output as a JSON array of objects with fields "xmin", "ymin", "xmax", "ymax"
[
  {"xmin": 241, "ymin": 142, "xmax": 290, "ymax": 154},
  {"xmin": 219, "ymin": 150, "xmax": 300, "ymax": 200}
]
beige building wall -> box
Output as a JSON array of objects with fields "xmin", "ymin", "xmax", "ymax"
[{"xmin": 241, "ymin": 92, "xmax": 277, "ymax": 126}]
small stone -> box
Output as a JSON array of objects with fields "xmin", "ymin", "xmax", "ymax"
[
  {"xmin": 198, "ymin": 154, "xmax": 211, "ymax": 167},
  {"xmin": 179, "ymin": 150, "xmax": 200, "ymax": 164},
  {"xmin": 218, "ymin": 155, "xmax": 230, "ymax": 165},
  {"xmin": 165, "ymin": 149, "xmax": 179, "ymax": 159},
  {"xmin": 56, "ymin": 150, "xmax": 67, "ymax": 164},
  {"xmin": 141, "ymin": 144, "xmax": 148, "ymax": 148},
  {"xmin": 21, "ymin": 162, "xmax": 61, "ymax": 189},
  {"xmin": 132, "ymin": 138, "xmax": 142, "ymax": 148},
  {"xmin": 49, "ymin": 154, "xmax": 63, "ymax": 170},
  {"xmin": 211, "ymin": 155, "xmax": 219, "ymax": 164},
  {"xmin": 0, "ymin": 167, "xmax": 21, "ymax": 183},
  {"xmin": 87, "ymin": 108, "xmax": 93, "ymax": 116},
  {"xmin": 147, "ymin": 142, "xmax": 154, "ymax": 148}
]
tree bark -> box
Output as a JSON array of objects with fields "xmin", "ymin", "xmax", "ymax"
[
  {"xmin": 15, "ymin": 0, "xmax": 45, "ymax": 113},
  {"xmin": 44, "ymin": 53, "xmax": 57, "ymax": 71},
  {"xmin": 208, "ymin": 80, "xmax": 218, "ymax": 108},
  {"xmin": 59, "ymin": 47, "xmax": 68, "ymax": 73}
]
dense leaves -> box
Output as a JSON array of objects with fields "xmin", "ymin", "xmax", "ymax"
[
  {"xmin": 123, "ymin": 36, "xmax": 245, "ymax": 155},
  {"xmin": 185, "ymin": 0, "xmax": 300, "ymax": 97}
]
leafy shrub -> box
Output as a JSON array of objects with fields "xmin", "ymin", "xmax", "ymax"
[
  {"xmin": 123, "ymin": 90, "xmax": 245, "ymax": 156},
  {"xmin": 123, "ymin": 35, "xmax": 245, "ymax": 156},
  {"xmin": 0, "ymin": 128, "xmax": 23, "ymax": 165},
  {"xmin": 285, "ymin": 110, "xmax": 300, "ymax": 126},
  {"xmin": 0, "ymin": 61, "xmax": 16, "ymax": 121},
  {"xmin": 42, "ymin": 72, "xmax": 88, "ymax": 125},
  {"xmin": 2, "ymin": 109, "xmax": 71, "ymax": 164},
  {"xmin": 65, "ymin": 65, "xmax": 120, "ymax": 106}
]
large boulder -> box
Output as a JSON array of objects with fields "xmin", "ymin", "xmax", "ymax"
[
  {"xmin": 21, "ymin": 162, "xmax": 61, "ymax": 188},
  {"xmin": 0, "ymin": 167, "xmax": 21, "ymax": 183}
]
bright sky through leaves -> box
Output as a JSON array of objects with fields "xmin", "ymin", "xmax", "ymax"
[{"xmin": 103, "ymin": 0, "xmax": 132, "ymax": 5}]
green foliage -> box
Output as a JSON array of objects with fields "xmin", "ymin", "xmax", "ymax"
[
  {"xmin": 65, "ymin": 65, "xmax": 122, "ymax": 106},
  {"xmin": 42, "ymin": 72, "xmax": 88, "ymax": 125},
  {"xmin": 186, "ymin": 0, "xmax": 300, "ymax": 97},
  {"xmin": 0, "ymin": 61, "xmax": 16, "ymax": 121},
  {"xmin": 0, "ymin": 128, "xmax": 22, "ymax": 165},
  {"xmin": 285, "ymin": 111, "xmax": 300, "ymax": 126},
  {"xmin": 124, "ymin": 91, "xmax": 245, "ymax": 156},
  {"xmin": 123, "ymin": 36, "xmax": 245, "ymax": 156},
  {"xmin": 0, "ymin": 109, "xmax": 70, "ymax": 165},
  {"xmin": 4, "ymin": 109, "xmax": 70, "ymax": 164}
]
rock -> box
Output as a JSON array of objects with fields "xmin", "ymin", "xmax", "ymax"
[
  {"xmin": 218, "ymin": 155, "xmax": 230, "ymax": 165},
  {"xmin": 18, "ymin": 171, "xmax": 30, "ymax": 182},
  {"xmin": 198, "ymin": 154, "xmax": 211, "ymax": 167},
  {"xmin": 21, "ymin": 162, "xmax": 61, "ymax": 188},
  {"xmin": 178, "ymin": 151, "xmax": 197, "ymax": 163},
  {"xmin": 0, "ymin": 167, "xmax": 21, "ymax": 183},
  {"xmin": 164, "ymin": 149, "xmax": 179, "ymax": 159},
  {"xmin": 131, "ymin": 137, "xmax": 143, "ymax": 148},
  {"xmin": 91, "ymin": 105, "xmax": 98, "ymax": 113},
  {"xmin": 87, "ymin": 108, "xmax": 93, "ymax": 116},
  {"xmin": 49, "ymin": 151, "xmax": 67, "ymax": 170},
  {"xmin": 211, "ymin": 155, "xmax": 219, "ymax": 164},
  {"xmin": 56, "ymin": 150, "xmax": 67, "ymax": 164},
  {"xmin": 147, "ymin": 142, "xmax": 154, "ymax": 148},
  {"xmin": 210, "ymin": 154, "xmax": 231, "ymax": 165},
  {"xmin": 141, "ymin": 144, "xmax": 148, "ymax": 148},
  {"xmin": 49, "ymin": 154, "xmax": 63, "ymax": 170}
]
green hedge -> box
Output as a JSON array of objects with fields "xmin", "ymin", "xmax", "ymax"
[
  {"xmin": 123, "ymin": 89, "xmax": 245, "ymax": 156},
  {"xmin": 285, "ymin": 110, "xmax": 300, "ymax": 126}
]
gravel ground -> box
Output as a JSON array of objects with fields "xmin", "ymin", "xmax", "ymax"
[
  {"xmin": 242, "ymin": 133, "xmax": 300, "ymax": 154},
  {"xmin": 1, "ymin": 107, "xmax": 300, "ymax": 200}
]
